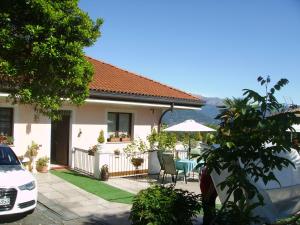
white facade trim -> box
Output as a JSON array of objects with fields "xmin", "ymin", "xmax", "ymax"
[
  {"xmin": 0, "ymin": 93, "xmax": 201, "ymax": 110},
  {"xmin": 85, "ymin": 98, "xmax": 201, "ymax": 110}
]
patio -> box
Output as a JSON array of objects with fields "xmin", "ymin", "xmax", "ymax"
[
  {"xmin": 36, "ymin": 171, "xmax": 205, "ymax": 225},
  {"xmin": 36, "ymin": 172, "xmax": 132, "ymax": 225},
  {"xmin": 105, "ymin": 174, "xmax": 201, "ymax": 195}
]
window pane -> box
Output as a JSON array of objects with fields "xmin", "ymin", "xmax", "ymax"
[
  {"xmin": 0, "ymin": 108, "xmax": 13, "ymax": 136},
  {"xmin": 107, "ymin": 112, "xmax": 117, "ymax": 136},
  {"xmin": 119, "ymin": 113, "xmax": 131, "ymax": 137}
]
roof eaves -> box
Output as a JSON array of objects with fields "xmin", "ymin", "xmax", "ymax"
[{"xmin": 89, "ymin": 90, "xmax": 204, "ymax": 108}]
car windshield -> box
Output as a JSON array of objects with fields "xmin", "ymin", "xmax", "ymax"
[{"xmin": 0, "ymin": 146, "xmax": 20, "ymax": 166}]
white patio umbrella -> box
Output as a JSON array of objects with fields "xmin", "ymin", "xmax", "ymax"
[
  {"xmin": 287, "ymin": 124, "xmax": 300, "ymax": 133},
  {"xmin": 164, "ymin": 120, "xmax": 216, "ymax": 158},
  {"xmin": 286, "ymin": 124, "xmax": 300, "ymax": 142}
]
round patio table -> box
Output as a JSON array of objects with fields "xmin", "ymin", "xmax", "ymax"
[{"xmin": 175, "ymin": 159, "xmax": 197, "ymax": 175}]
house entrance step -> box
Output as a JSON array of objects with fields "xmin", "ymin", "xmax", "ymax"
[{"xmin": 50, "ymin": 164, "xmax": 70, "ymax": 170}]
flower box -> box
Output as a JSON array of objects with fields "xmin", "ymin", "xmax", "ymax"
[
  {"xmin": 121, "ymin": 137, "xmax": 131, "ymax": 142},
  {"xmin": 109, "ymin": 137, "xmax": 121, "ymax": 142}
]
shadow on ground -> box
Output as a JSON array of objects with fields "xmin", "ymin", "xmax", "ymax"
[
  {"xmin": 0, "ymin": 213, "xmax": 29, "ymax": 223},
  {"xmin": 123, "ymin": 174, "xmax": 200, "ymax": 189},
  {"xmin": 62, "ymin": 211, "xmax": 131, "ymax": 225},
  {"xmin": 76, "ymin": 211, "xmax": 202, "ymax": 225}
]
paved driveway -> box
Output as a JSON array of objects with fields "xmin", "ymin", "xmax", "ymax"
[
  {"xmin": 1, "ymin": 202, "xmax": 63, "ymax": 225},
  {"xmin": 35, "ymin": 173, "xmax": 131, "ymax": 225},
  {"xmin": 1, "ymin": 173, "xmax": 204, "ymax": 225},
  {"xmin": 0, "ymin": 202, "xmax": 109, "ymax": 225}
]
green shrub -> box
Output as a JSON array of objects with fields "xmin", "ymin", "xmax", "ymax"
[
  {"xmin": 97, "ymin": 130, "xmax": 105, "ymax": 143},
  {"xmin": 147, "ymin": 128, "xmax": 158, "ymax": 149},
  {"xmin": 130, "ymin": 185, "xmax": 202, "ymax": 225},
  {"xmin": 214, "ymin": 201, "xmax": 260, "ymax": 225}
]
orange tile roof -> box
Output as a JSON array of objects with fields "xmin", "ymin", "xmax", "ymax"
[{"xmin": 87, "ymin": 56, "xmax": 202, "ymax": 105}]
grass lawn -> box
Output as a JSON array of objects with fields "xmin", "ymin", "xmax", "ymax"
[{"xmin": 50, "ymin": 169, "xmax": 135, "ymax": 204}]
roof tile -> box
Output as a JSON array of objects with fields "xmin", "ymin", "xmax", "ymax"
[{"xmin": 87, "ymin": 56, "xmax": 201, "ymax": 102}]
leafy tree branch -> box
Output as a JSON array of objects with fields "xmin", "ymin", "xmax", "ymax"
[
  {"xmin": 0, "ymin": 0, "xmax": 103, "ymax": 118},
  {"xmin": 200, "ymin": 77, "xmax": 298, "ymax": 224}
]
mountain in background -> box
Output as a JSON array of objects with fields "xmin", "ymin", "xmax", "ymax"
[{"xmin": 162, "ymin": 96, "xmax": 224, "ymax": 126}]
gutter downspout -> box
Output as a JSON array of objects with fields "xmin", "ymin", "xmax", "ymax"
[{"xmin": 158, "ymin": 103, "xmax": 174, "ymax": 133}]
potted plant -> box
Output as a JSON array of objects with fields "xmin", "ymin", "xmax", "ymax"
[
  {"xmin": 147, "ymin": 128, "xmax": 158, "ymax": 151},
  {"xmin": 0, "ymin": 135, "xmax": 14, "ymax": 146},
  {"xmin": 120, "ymin": 133, "xmax": 131, "ymax": 142},
  {"xmin": 88, "ymin": 145, "xmax": 97, "ymax": 156},
  {"xmin": 124, "ymin": 138, "xmax": 147, "ymax": 168},
  {"xmin": 0, "ymin": 135, "xmax": 6, "ymax": 144},
  {"xmin": 109, "ymin": 133, "xmax": 120, "ymax": 142},
  {"xmin": 100, "ymin": 164, "xmax": 109, "ymax": 181},
  {"xmin": 27, "ymin": 141, "xmax": 39, "ymax": 158},
  {"xmin": 114, "ymin": 149, "xmax": 121, "ymax": 158},
  {"xmin": 146, "ymin": 128, "xmax": 162, "ymax": 174},
  {"xmin": 131, "ymin": 157, "xmax": 144, "ymax": 168},
  {"xmin": 36, "ymin": 157, "xmax": 50, "ymax": 173},
  {"xmin": 97, "ymin": 130, "xmax": 105, "ymax": 151},
  {"xmin": 97, "ymin": 130, "xmax": 105, "ymax": 143},
  {"xmin": 26, "ymin": 141, "xmax": 40, "ymax": 172}
]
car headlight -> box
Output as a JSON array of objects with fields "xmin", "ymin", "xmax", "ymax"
[{"xmin": 18, "ymin": 181, "xmax": 36, "ymax": 191}]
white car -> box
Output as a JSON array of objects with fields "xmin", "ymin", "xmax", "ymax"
[{"xmin": 0, "ymin": 144, "xmax": 37, "ymax": 215}]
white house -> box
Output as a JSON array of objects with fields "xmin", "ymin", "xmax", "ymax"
[{"xmin": 0, "ymin": 56, "xmax": 203, "ymax": 168}]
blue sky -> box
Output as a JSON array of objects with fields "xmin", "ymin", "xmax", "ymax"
[{"xmin": 79, "ymin": 0, "xmax": 300, "ymax": 104}]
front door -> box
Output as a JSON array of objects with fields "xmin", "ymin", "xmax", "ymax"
[{"xmin": 51, "ymin": 111, "xmax": 71, "ymax": 166}]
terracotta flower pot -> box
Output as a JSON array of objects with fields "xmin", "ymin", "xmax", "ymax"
[
  {"xmin": 121, "ymin": 137, "xmax": 131, "ymax": 142},
  {"xmin": 37, "ymin": 166, "xmax": 48, "ymax": 173},
  {"xmin": 109, "ymin": 137, "xmax": 121, "ymax": 142}
]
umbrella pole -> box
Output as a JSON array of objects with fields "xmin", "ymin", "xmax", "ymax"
[{"xmin": 188, "ymin": 135, "xmax": 191, "ymax": 159}]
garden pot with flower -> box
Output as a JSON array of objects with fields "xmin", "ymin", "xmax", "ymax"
[{"xmin": 124, "ymin": 138, "xmax": 147, "ymax": 169}]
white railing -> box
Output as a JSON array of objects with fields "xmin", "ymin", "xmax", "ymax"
[
  {"xmin": 99, "ymin": 152, "xmax": 149, "ymax": 177},
  {"xmin": 73, "ymin": 147, "xmax": 148, "ymax": 178},
  {"xmin": 73, "ymin": 147, "xmax": 94, "ymax": 175}
]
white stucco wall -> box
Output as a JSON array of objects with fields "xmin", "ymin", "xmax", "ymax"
[
  {"xmin": 0, "ymin": 99, "xmax": 51, "ymax": 158},
  {"xmin": 71, "ymin": 103, "xmax": 162, "ymax": 153},
  {"xmin": 0, "ymin": 98, "xmax": 163, "ymax": 166}
]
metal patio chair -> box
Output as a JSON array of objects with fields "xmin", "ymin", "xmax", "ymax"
[
  {"xmin": 156, "ymin": 150, "xmax": 165, "ymax": 180},
  {"xmin": 162, "ymin": 153, "xmax": 186, "ymax": 184}
]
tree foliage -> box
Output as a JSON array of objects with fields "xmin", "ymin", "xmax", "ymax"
[
  {"xmin": 201, "ymin": 76, "xmax": 298, "ymax": 224},
  {"xmin": 147, "ymin": 125, "xmax": 177, "ymax": 151},
  {"xmin": 0, "ymin": 0, "xmax": 102, "ymax": 117}
]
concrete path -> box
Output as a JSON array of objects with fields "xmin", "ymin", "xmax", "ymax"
[
  {"xmin": 106, "ymin": 174, "xmax": 201, "ymax": 194},
  {"xmin": 35, "ymin": 173, "xmax": 131, "ymax": 225}
]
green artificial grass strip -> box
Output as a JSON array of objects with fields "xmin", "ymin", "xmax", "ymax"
[{"xmin": 50, "ymin": 170, "xmax": 135, "ymax": 204}]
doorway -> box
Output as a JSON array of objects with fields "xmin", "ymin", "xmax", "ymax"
[{"xmin": 51, "ymin": 111, "xmax": 71, "ymax": 166}]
